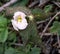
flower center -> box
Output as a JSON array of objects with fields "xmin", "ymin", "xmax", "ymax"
[{"xmin": 17, "ymin": 16, "xmax": 22, "ymax": 22}]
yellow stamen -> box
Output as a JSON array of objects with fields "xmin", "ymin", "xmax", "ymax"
[
  {"xmin": 17, "ymin": 16, "xmax": 22, "ymax": 22},
  {"xmin": 28, "ymin": 15, "xmax": 34, "ymax": 20}
]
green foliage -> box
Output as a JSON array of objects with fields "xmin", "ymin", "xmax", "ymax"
[
  {"xmin": 50, "ymin": 21, "xmax": 60, "ymax": 35},
  {"xmin": 11, "ymin": 0, "xmax": 29, "ymax": 7},
  {"xmin": 19, "ymin": 0, "xmax": 29, "ymax": 6},
  {"xmin": 44, "ymin": 5, "xmax": 53, "ymax": 13},
  {"xmin": 1, "ymin": 45, "xmax": 40, "ymax": 54},
  {"xmin": 5, "ymin": 6, "xmax": 52, "ymax": 21},
  {"xmin": 31, "ymin": 8, "xmax": 51, "ymax": 21},
  {"xmin": 30, "ymin": 47, "xmax": 41, "ymax": 54},
  {"xmin": 16, "ymin": 46, "xmax": 41, "ymax": 54},
  {"xmin": 5, "ymin": 6, "xmax": 31, "ymax": 16},
  {"xmin": 0, "ymin": 44, "xmax": 4, "ymax": 54},
  {"xmin": 0, "ymin": 0, "xmax": 43, "ymax": 54},
  {"xmin": 20, "ymin": 19, "xmax": 41, "ymax": 45},
  {"xmin": 0, "ymin": 16, "xmax": 8, "ymax": 43},
  {"xmin": 0, "ymin": 16, "xmax": 7, "ymax": 27},
  {"xmin": 0, "ymin": 28, "xmax": 8, "ymax": 43},
  {"xmin": 5, "ymin": 47, "xmax": 16, "ymax": 54},
  {"xmin": 8, "ymin": 31, "xmax": 16, "ymax": 42}
]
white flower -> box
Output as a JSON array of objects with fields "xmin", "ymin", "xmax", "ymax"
[{"xmin": 11, "ymin": 11, "xmax": 28, "ymax": 31}]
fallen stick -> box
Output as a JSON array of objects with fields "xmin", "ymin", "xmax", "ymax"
[
  {"xmin": 38, "ymin": 0, "xmax": 50, "ymax": 7},
  {"xmin": 52, "ymin": 1, "xmax": 60, "ymax": 8},
  {"xmin": 57, "ymin": 34, "xmax": 60, "ymax": 53},
  {"xmin": 39, "ymin": 33, "xmax": 53, "ymax": 36},
  {"xmin": 36, "ymin": 17, "xmax": 51, "ymax": 24},
  {"xmin": 10, "ymin": 43, "xmax": 24, "ymax": 46},
  {"xmin": 28, "ymin": 0, "xmax": 39, "ymax": 8},
  {"xmin": 0, "ymin": 0, "xmax": 18, "ymax": 12}
]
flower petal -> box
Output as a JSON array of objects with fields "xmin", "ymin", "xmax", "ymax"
[
  {"xmin": 13, "ymin": 11, "xmax": 26, "ymax": 20},
  {"xmin": 17, "ymin": 22, "xmax": 28, "ymax": 30},
  {"xmin": 17, "ymin": 18, "xmax": 28, "ymax": 30},
  {"xmin": 21, "ymin": 18, "xmax": 28, "ymax": 23},
  {"xmin": 11, "ymin": 20, "xmax": 18, "ymax": 31}
]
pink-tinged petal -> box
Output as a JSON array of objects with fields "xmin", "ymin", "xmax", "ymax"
[
  {"xmin": 14, "ymin": 11, "xmax": 26, "ymax": 19},
  {"xmin": 13, "ymin": 15, "xmax": 16, "ymax": 20},
  {"xmin": 17, "ymin": 18, "xmax": 28, "ymax": 30},
  {"xmin": 17, "ymin": 22, "xmax": 28, "ymax": 30},
  {"xmin": 11, "ymin": 20, "xmax": 18, "ymax": 31},
  {"xmin": 21, "ymin": 18, "xmax": 27, "ymax": 23}
]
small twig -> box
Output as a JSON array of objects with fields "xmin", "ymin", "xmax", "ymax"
[
  {"xmin": 37, "ymin": 24, "xmax": 43, "ymax": 29},
  {"xmin": 38, "ymin": 0, "xmax": 49, "ymax": 7},
  {"xmin": 11, "ymin": 43, "xmax": 24, "ymax": 46},
  {"xmin": 39, "ymin": 33, "xmax": 57, "ymax": 37},
  {"xmin": 57, "ymin": 34, "xmax": 60, "ymax": 53},
  {"xmin": 40, "ymin": 12, "xmax": 60, "ymax": 38},
  {"xmin": 53, "ymin": 42, "xmax": 58, "ymax": 47},
  {"xmin": 0, "ymin": 0, "xmax": 18, "ymax": 12},
  {"xmin": 28, "ymin": 0, "xmax": 39, "ymax": 8},
  {"xmin": 37, "ymin": 20, "xmax": 46, "ymax": 24},
  {"xmin": 36, "ymin": 17, "xmax": 51, "ymax": 24},
  {"xmin": 39, "ymin": 33, "xmax": 53, "ymax": 36},
  {"xmin": 52, "ymin": 1, "xmax": 60, "ymax": 8},
  {"xmin": 46, "ymin": 36, "xmax": 52, "ymax": 44}
]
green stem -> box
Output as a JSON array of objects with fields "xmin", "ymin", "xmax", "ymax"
[{"xmin": 2, "ymin": 43, "xmax": 5, "ymax": 54}]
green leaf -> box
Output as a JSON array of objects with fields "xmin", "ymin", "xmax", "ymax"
[
  {"xmin": 0, "ymin": 28, "xmax": 8, "ymax": 43},
  {"xmin": 29, "ymin": 47, "xmax": 40, "ymax": 54},
  {"xmin": 19, "ymin": 21, "xmax": 31, "ymax": 44},
  {"xmin": 44, "ymin": 5, "xmax": 53, "ymax": 13},
  {"xmin": 0, "ymin": 16, "xmax": 7, "ymax": 32},
  {"xmin": 12, "ymin": 0, "xmax": 29, "ymax": 7},
  {"xmin": 57, "ymin": 30, "xmax": 60, "ymax": 35},
  {"xmin": 20, "ymin": 19, "xmax": 39, "ymax": 44},
  {"xmin": 16, "ymin": 45, "xmax": 41, "ymax": 54},
  {"xmin": 17, "ymin": 51, "xmax": 26, "ymax": 54},
  {"xmin": 50, "ymin": 21, "xmax": 60, "ymax": 33},
  {"xmin": 5, "ymin": 47, "xmax": 16, "ymax": 54},
  {"xmin": 0, "ymin": 44, "xmax": 4, "ymax": 54},
  {"xmin": 32, "ymin": 8, "xmax": 49, "ymax": 21},
  {"xmin": 0, "ymin": 16, "xmax": 8, "ymax": 43},
  {"xmin": 0, "ymin": 43, "xmax": 7, "ymax": 54},
  {"xmin": 0, "ymin": 16, "xmax": 7, "ymax": 27},
  {"xmin": 8, "ymin": 31, "xmax": 16, "ymax": 42},
  {"xmin": 19, "ymin": 0, "xmax": 29, "ymax": 6}
]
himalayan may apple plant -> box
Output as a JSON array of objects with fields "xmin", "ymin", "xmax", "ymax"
[
  {"xmin": 11, "ymin": 10, "xmax": 42, "ymax": 46},
  {"xmin": 0, "ymin": 7, "xmax": 42, "ymax": 54}
]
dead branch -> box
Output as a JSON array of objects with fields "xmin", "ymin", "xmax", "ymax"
[
  {"xmin": 39, "ymin": 33, "xmax": 53, "ymax": 36},
  {"xmin": 52, "ymin": 1, "xmax": 60, "ymax": 8},
  {"xmin": 28, "ymin": 0, "xmax": 39, "ymax": 8},
  {"xmin": 9, "ymin": 43, "xmax": 24, "ymax": 46},
  {"xmin": 0, "ymin": 0, "xmax": 18, "ymax": 12},
  {"xmin": 57, "ymin": 34, "xmax": 60, "ymax": 53},
  {"xmin": 36, "ymin": 17, "xmax": 51, "ymax": 24},
  {"xmin": 38, "ymin": 0, "xmax": 50, "ymax": 7}
]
